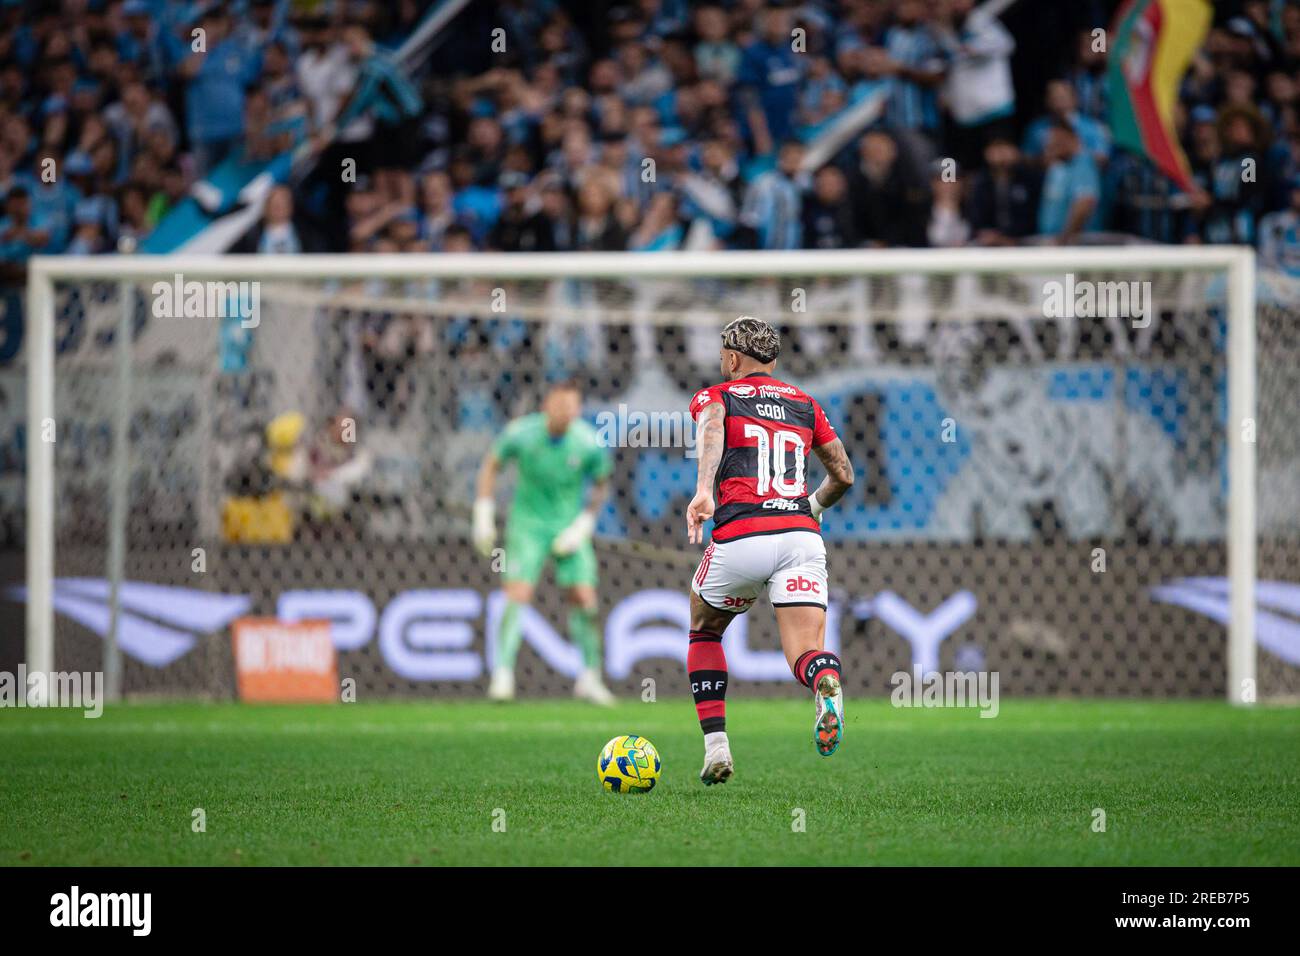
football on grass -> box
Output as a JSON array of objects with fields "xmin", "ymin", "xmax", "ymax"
[{"xmin": 598, "ymin": 735, "xmax": 661, "ymax": 793}]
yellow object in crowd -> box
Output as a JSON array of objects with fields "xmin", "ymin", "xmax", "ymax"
[{"xmin": 221, "ymin": 491, "xmax": 294, "ymax": 544}]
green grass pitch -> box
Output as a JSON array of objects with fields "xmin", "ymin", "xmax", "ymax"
[{"xmin": 1, "ymin": 698, "xmax": 1298, "ymax": 866}]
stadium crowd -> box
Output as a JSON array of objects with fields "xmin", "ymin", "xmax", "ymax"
[{"xmin": 2, "ymin": 0, "xmax": 1300, "ymax": 276}]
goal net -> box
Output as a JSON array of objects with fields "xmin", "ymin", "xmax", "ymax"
[{"xmin": 20, "ymin": 248, "xmax": 1300, "ymax": 703}]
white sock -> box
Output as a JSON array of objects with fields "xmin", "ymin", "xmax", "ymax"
[{"xmin": 704, "ymin": 731, "xmax": 729, "ymax": 752}]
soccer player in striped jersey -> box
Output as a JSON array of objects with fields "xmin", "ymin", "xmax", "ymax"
[{"xmin": 685, "ymin": 317, "xmax": 856, "ymax": 784}]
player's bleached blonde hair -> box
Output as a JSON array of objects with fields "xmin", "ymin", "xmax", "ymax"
[{"xmin": 720, "ymin": 316, "xmax": 780, "ymax": 364}]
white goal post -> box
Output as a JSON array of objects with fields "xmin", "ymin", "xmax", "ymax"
[{"xmin": 24, "ymin": 245, "xmax": 1259, "ymax": 703}]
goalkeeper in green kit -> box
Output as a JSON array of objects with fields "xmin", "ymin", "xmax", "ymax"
[{"xmin": 472, "ymin": 380, "xmax": 616, "ymax": 704}]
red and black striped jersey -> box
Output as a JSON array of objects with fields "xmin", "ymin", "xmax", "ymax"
[{"xmin": 689, "ymin": 372, "xmax": 839, "ymax": 542}]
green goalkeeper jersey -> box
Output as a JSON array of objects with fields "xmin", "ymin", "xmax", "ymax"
[{"xmin": 493, "ymin": 413, "xmax": 611, "ymax": 530}]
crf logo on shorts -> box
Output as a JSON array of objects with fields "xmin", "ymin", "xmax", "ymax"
[{"xmin": 785, "ymin": 576, "xmax": 821, "ymax": 595}]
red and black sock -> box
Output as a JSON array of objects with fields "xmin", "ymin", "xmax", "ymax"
[
  {"xmin": 793, "ymin": 648, "xmax": 841, "ymax": 690},
  {"xmin": 688, "ymin": 630, "xmax": 728, "ymax": 733}
]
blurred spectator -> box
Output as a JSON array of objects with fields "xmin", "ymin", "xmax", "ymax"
[
  {"xmin": 849, "ymin": 129, "xmax": 928, "ymax": 247},
  {"xmin": 694, "ymin": 5, "xmax": 740, "ymax": 85},
  {"xmin": 0, "ymin": 186, "xmax": 51, "ymax": 262},
  {"xmin": 179, "ymin": 8, "xmax": 262, "ymax": 176},
  {"xmin": 0, "ymin": 154, "xmax": 17, "ymax": 205},
  {"xmin": 880, "ymin": 0, "xmax": 948, "ymax": 139},
  {"xmin": 538, "ymin": 180, "xmax": 575, "ymax": 251},
  {"xmin": 802, "ymin": 164, "xmax": 859, "ymax": 249},
  {"xmin": 309, "ymin": 410, "xmax": 374, "ymax": 525},
  {"xmin": 417, "ymin": 170, "xmax": 457, "ymax": 249},
  {"xmin": 1023, "ymin": 79, "xmax": 1111, "ymax": 167},
  {"xmin": 629, "ymin": 191, "xmax": 684, "ymax": 251},
  {"xmin": 24, "ymin": 148, "xmax": 77, "ymax": 252},
  {"xmin": 489, "ymin": 171, "xmax": 557, "ymax": 252},
  {"xmin": 115, "ymin": 184, "xmax": 150, "ymax": 251},
  {"xmin": 145, "ymin": 166, "xmax": 189, "ymax": 228},
  {"xmin": 737, "ymin": 5, "xmax": 802, "ymax": 150},
  {"xmin": 679, "ymin": 135, "xmax": 742, "ymax": 245},
  {"xmin": 574, "ymin": 176, "xmax": 627, "ymax": 251},
  {"xmin": 1107, "ymin": 150, "xmax": 1196, "ymax": 245},
  {"xmin": 332, "ymin": 24, "xmax": 423, "ymax": 171},
  {"xmin": 1037, "ymin": 121, "xmax": 1101, "ymax": 243},
  {"xmin": 233, "ymin": 184, "xmax": 320, "ymax": 255},
  {"xmin": 739, "ymin": 138, "xmax": 805, "ymax": 250},
  {"xmin": 937, "ymin": 0, "xmax": 1016, "ymax": 173},
  {"xmin": 65, "ymin": 199, "xmax": 105, "ymax": 255},
  {"xmin": 297, "ymin": 16, "xmax": 354, "ymax": 131},
  {"xmin": 967, "ymin": 136, "xmax": 1041, "ymax": 245},
  {"xmin": 1198, "ymin": 105, "xmax": 1273, "ymax": 244},
  {"xmin": 927, "ymin": 166, "xmax": 970, "ymax": 247},
  {"xmin": 1066, "ymin": 27, "xmax": 1109, "ymax": 122},
  {"xmin": 799, "ymin": 56, "xmax": 845, "ymax": 134},
  {"xmin": 449, "ymin": 148, "xmax": 504, "ymax": 245},
  {"xmin": 103, "ymin": 80, "xmax": 177, "ymax": 177},
  {"xmin": 116, "ymin": 1, "xmax": 179, "ymax": 85},
  {"xmin": 1258, "ymin": 175, "xmax": 1300, "ymax": 275}
]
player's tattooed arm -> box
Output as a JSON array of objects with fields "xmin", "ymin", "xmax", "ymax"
[
  {"xmin": 693, "ymin": 402, "xmax": 726, "ymax": 493},
  {"xmin": 686, "ymin": 402, "xmax": 725, "ymax": 544},
  {"xmin": 811, "ymin": 438, "xmax": 855, "ymax": 509}
]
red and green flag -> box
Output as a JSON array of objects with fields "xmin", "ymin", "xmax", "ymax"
[{"xmin": 1107, "ymin": 0, "xmax": 1213, "ymax": 192}]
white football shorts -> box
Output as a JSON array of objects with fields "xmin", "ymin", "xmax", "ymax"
[{"xmin": 691, "ymin": 530, "xmax": 828, "ymax": 613}]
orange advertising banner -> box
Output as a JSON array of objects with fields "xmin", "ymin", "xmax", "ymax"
[{"xmin": 232, "ymin": 618, "xmax": 338, "ymax": 703}]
